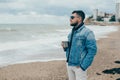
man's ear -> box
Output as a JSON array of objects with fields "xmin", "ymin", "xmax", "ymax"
[{"xmin": 78, "ymin": 17, "xmax": 82, "ymax": 22}]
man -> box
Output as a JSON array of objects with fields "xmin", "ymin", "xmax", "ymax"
[{"xmin": 61, "ymin": 10, "xmax": 97, "ymax": 80}]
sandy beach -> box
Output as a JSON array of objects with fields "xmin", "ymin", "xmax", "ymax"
[{"xmin": 0, "ymin": 26, "xmax": 120, "ymax": 80}]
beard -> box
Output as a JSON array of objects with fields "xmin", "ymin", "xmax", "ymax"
[{"xmin": 70, "ymin": 22, "xmax": 78, "ymax": 26}]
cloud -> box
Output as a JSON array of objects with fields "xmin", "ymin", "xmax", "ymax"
[
  {"xmin": 0, "ymin": 0, "xmax": 15, "ymax": 3},
  {"xmin": 0, "ymin": 0, "xmax": 116, "ymax": 24},
  {"xmin": 0, "ymin": 0, "xmax": 115, "ymax": 15},
  {"xmin": 115, "ymin": 0, "xmax": 120, "ymax": 3},
  {"xmin": 0, "ymin": 12, "xmax": 69, "ymax": 24}
]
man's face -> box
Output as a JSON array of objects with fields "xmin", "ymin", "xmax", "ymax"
[{"xmin": 70, "ymin": 13, "xmax": 82, "ymax": 26}]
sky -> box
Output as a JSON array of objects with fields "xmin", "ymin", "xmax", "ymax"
[{"xmin": 0, "ymin": 0, "xmax": 117, "ymax": 24}]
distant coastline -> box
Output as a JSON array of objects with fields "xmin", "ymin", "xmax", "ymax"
[{"xmin": 85, "ymin": 21, "xmax": 120, "ymax": 26}]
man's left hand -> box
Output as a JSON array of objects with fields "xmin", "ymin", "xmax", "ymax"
[{"xmin": 76, "ymin": 66, "xmax": 80, "ymax": 68}]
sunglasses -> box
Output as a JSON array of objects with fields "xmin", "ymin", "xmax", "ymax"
[
  {"xmin": 70, "ymin": 16, "xmax": 75, "ymax": 19},
  {"xmin": 70, "ymin": 16, "xmax": 79, "ymax": 19}
]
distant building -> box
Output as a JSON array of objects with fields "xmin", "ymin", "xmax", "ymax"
[
  {"xmin": 98, "ymin": 11, "xmax": 105, "ymax": 17},
  {"xmin": 116, "ymin": 0, "xmax": 120, "ymax": 22},
  {"xmin": 93, "ymin": 9, "xmax": 98, "ymax": 20},
  {"xmin": 93, "ymin": 9, "xmax": 114, "ymax": 22}
]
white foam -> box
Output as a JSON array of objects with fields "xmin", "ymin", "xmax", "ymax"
[
  {"xmin": 0, "ymin": 33, "xmax": 62, "ymax": 51},
  {"xmin": 87, "ymin": 25, "xmax": 118, "ymax": 39},
  {"xmin": 0, "ymin": 25, "xmax": 117, "ymax": 52}
]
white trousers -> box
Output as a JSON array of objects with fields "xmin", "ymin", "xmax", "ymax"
[{"xmin": 67, "ymin": 65, "xmax": 87, "ymax": 80}]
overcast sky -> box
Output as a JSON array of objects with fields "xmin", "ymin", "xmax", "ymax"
[{"xmin": 0, "ymin": 0, "xmax": 117, "ymax": 24}]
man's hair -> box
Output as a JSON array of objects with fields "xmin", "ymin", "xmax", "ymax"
[{"xmin": 72, "ymin": 10, "xmax": 85, "ymax": 21}]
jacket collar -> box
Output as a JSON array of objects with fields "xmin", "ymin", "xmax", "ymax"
[
  {"xmin": 77, "ymin": 24, "xmax": 85, "ymax": 32},
  {"xmin": 73, "ymin": 22, "xmax": 85, "ymax": 33},
  {"xmin": 73, "ymin": 22, "xmax": 84, "ymax": 31}
]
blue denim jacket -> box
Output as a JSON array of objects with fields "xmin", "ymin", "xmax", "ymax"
[{"xmin": 65, "ymin": 25, "xmax": 97, "ymax": 71}]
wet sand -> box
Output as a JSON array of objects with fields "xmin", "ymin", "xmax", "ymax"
[{"xmin": 0, "ymin": 26, "xmax": 120, "ymax": 80}]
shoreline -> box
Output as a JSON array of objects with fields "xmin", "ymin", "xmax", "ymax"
[{"xmin": 0, "ymin": 25, "xmax": 120, "ymax": 80}]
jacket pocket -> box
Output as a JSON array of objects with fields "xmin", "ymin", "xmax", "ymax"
[{"xmin": 75, "ymin": 36, "xmax": 85, "ymax": 46}]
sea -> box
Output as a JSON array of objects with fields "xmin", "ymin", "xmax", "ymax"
[{"xmin": 0, "ymin": 24, "xmax": 118, "ymax": 67}]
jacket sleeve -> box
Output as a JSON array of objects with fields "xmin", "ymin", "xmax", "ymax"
[{"xmin": 80, "ymin": 31, "xmax": 97, "ymax": 71}]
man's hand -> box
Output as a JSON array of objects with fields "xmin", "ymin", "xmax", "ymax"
[
  {"xmin": 76, "ymin": 66, "xmax": 80, "ymax": 68},
  {"xmin": 61, "ymin": 42, "xmax": 64, "ymax": 47},
  {"xmin": 61, "ymin": 41, "xmax": 68, "ymax": 51}
]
